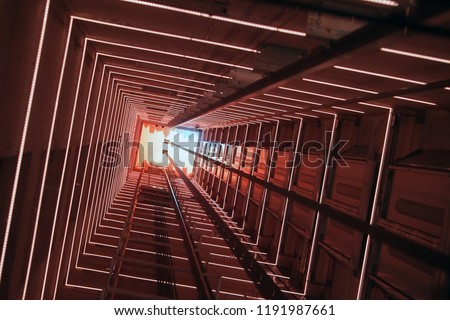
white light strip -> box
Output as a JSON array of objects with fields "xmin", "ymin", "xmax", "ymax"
[
  {"xmin": 41, "ymin": 38, "xmax": 88, "ymax": 299},
  {"xmin": 120, "ymin": 0, "xmax": 306, "ymax": 36},
  {"xmin": 68, "ymin": 72, "xmax": 112, "ymax": 283},
  {"xmin": 277, "ymin": 88, "xmax": 346, "ymax": 101},
  {"xmin": 332, "ymin": 106, "xmax": 365, "ymax": 114},
  {"xmin": 445, "ymin": 87, "xmax": 450, "ymax": 90},
  {"xmin": 358, "ymin": 101, "xmax": 392, "ymax": 110},
  {"xmin": 54, "ymin": 62, "xmax": 105, "ymax": 299},
  {"xmin": 305, "ymin": 115, "xmax": 337, "ymax": 296},
  {"xmin": 240, "ymin": 101, "xmax": 287, "ymax": 112},
  {"xmin": 357, "ymin": 110, "xmax": 393, "ymax": 299},
  {"xmin": 227, "ymin": 107, "xmax": 267, "ymax": 116},
  {"xmin": 126, "ymin": 95, "xmax": 188, "ymax": 108},
  {"xmin": 381, "ymin": 47, "xmax": 450, "ymax": 64},
  {"xmin": 335, "ymin": 65, "xmax": 426, "ymax": 85},
  {"xmin": 230, "ymin": 105, "xmax": 275, "ymax": 114},
  {"xmin": 252, "ymin": 97, "xmax": 320, "ymax": 107},
  {"xmin": 295, "ymin": 112, "xmax": 319, "ymax": 118},
  {"xmin": 111, "ymin": 70, "xmax": 213, "ymax": 92},
  {"xmin": 176, "ymin": 94, "xmax": 199, "ymax": 100},
  {"xmin": 394, "ymin": 95, "xmax": 437, "ymax": 106},
  {"xmin": 22, "ymin": 17, "xmax": 73, "ymax": 299},
  {"xmin": 112, "ymin": 75, "xmax": 204, "ymax": 97},
  {"xmin": 362, "ymin": 0, "xmax": 399, "ymax": 6},
  {"xmin": 283, "ymin": 114, "xmax": 305, "ymax": 120},
  {"xmin": 105, "ymin": 64, "xmax": 214, "ymax": 86},
  {"xmin": 74, "ymin": 16, "xmax": 260, "ymax": 53},
  {"xmin": 312, "ymin": 109, "xmax": 337, "ymax": 116},
  {"xmin": 303, "ymin": 78, "xmax": 378, "ymax": 94},
  {"xmin": 271, "ymin": 116, "xmax": 293, "ymax": 121},
  {"xmin": 118, "ymin": 82, "xmax": 195, "ymax": 104},
  {"xmin": 90, "ymin": 38, "xmax": 253, "ymax": 70},
  {"xmin": 101, "ymin": 52, "xmax": 229, "ymax": 79},
  {"xmin": 0, "ymin": 0, "xmax": 51, "ymax": 283}
]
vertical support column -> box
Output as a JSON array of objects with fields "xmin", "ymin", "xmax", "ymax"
[
  {"xmin": 274, "ymin": 119, "xmax": 303, "ymax": 265},
  {"xmin": 356, "ymin": 110, "xmax": 395, "ymax": 299},
  {"xmin": 241, "ymin": 122, "xmax": 262, "ymax": 231},
  {"xmin": 231, "ymin": 124, "xmax": 249, "ymax": 219},
  {"xmin": 304, "ymin": 114, "xmax": 338, "ymax": 296},
  {"xmin": 256, "ymin": 120, "xmax": 280, "ymax": 245}
]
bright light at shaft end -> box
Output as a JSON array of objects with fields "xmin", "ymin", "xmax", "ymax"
[{"xmin": 138, "ymin": 125, "xmax": 199, "ymax": 175}]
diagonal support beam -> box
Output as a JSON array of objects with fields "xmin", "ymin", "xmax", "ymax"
[{"xmin": 169, "ymin": 2, "xmax": 448, "ymax": 127}]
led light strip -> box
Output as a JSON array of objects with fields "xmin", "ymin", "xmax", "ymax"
[
  {"xmin": 111, "ymin": 74, "xmax": 204, "ymax": 97},
  {"xmin": 22, "ymin": 18, "xmax": 73, "ymax": 300},
  {"xmin": 75, "ymin": 16, "xmax": 260, "ymax": 53},
  {"xmin": 312, "ymin": 109, "xmax": 337, "ymax": 116},
  {"xmin": 111, "ymin": 70, "xmax": 213, "ymax": 93},
  {"xmin": 283, "ymin": 114, "xmax": 306, "ymax": 120},
  {"xmin": 86, "ymin": 78, "xmax": 120, "ymax": 247},
  {"xmin": 305, "ymin": 115, "xmax": 338, "ymax": 296},
  {"xmin": 127, "ymin": 97, "xmax": 186, "ymax": 109},
  {"xmin": 357, "ymin": 109, "xmax": 394, "ymax": 298},
  {"xmin": 358, "ymin": 101, "xmax": 392, "ymax": 110},
  {"xmin": 270, "ymin": 116, "xmax": 293, "ymax": 121},
  {"xmin": 277, "ymin": 88, "xmax": 346, "ymax": 101},
  {"xmin": 105, "ymin": 64, "xmax": 214, "ymax": 86},
  {"xmin": 227, "ymin": 107, "xmax": 269, "ymax": 116},
  {"xmin": 123, "ymin": 92, "xmax": 189, "ymax": 108},
  {"xmin": 394, "ymin": 95, "xmax": 437, "ymax": 106},
  {"xmin": 41, "ymin": 37, "xmax": 89, "ymax": 299},
  {"xmin": 303, "ymin": 78, "xmax": 378, "ymax": 94},
  {"xmin": 54, "ymin": 62, "xmax": 105, "ymax": 299},
  {"xmin": 0, "ymin": 0, "xmax": 51, "ymax": 283},
  {"xmin": 239, "ymin": 101, "xmax": 287, "ymax": 112},
  {"xmin": 118, "ymin": 83, "xmax": 195, "ymax": 104},
  {"xmin": 332, "ymin": 106, "xmax": 365, "ymax": 114},
  {"xmin": 129, "ymin": 103, "xmax": 171, "ymax": 114},
  {"xmin": 90, "ymin": 38, "xmax": 253, "ymax": 70},
  {"xmin": 100, "ymin": 53, "xmax": 230, "ymax": 79},
  {"xmin": 381, "ymin": 47, "xmax": 450, "ymax": 64},
  {"xmin": 252, "ymin": 97, "xmax": 320, "ymax": 107},
  {"xmin": 274, "ymin": 118, "xmax": 303, "ymax": 266},
  {"xmin": 255, "ymin": 121, "xmax": 280, "ymax": 246},
  {"xmin": 120, "ymin": 0, "xmax": 306, "ymax": 36},
  {"xmin": 68, "ymin": 72, "xmax": 113, "ymax": 281},
  {"xmin": 335, "ymin": 65, "xmax": 426, "ymax": 85},
  {"xmin": 230, "ymin": 105, "xmax": 275, "ymax": 114},
  {"xmin": 362, "ymin": 0, "xmax": 399, "ymax": 6},
  {"xmin": 177, "ymin": 94, "xmax": 198, "ymax": 100}
]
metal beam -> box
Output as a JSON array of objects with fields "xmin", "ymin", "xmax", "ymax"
[
  {"xmin": 173, "ymin": 142, "xmax": 450, "ymax": 272},
  {"xmin": 167, "ymin": 155, "xmax": 288, "ymax": 299},
  {"xmin": 169, "ymin": 22, "xmax": 393, "ymax": 126},
  {"xmin": 169, "ymin": 2, "xmax": 449, "ymax": 127},
  {"xmin": 162, "ymin": 168, "xmax": 214, "ymax": 300}
]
